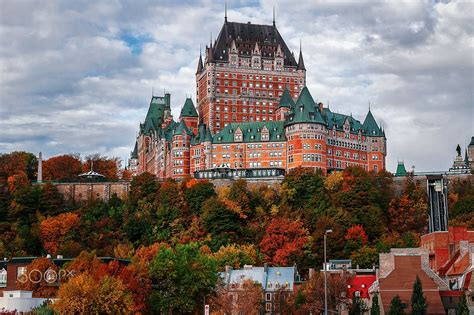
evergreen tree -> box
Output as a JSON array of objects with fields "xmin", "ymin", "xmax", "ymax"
[
  {"xmin": 389, "ymin": 295, "xmax": 406, "ymax": 315},
  {"xmin": 457, "ymin": 293, "xmax": 469, "ymax": 315},
  {"xmin": 349, "ymin": 296, "xmax": 369, "ymax": 315},
  {"xmin": 371, "ymin": 293, "xmax": 380, "ymax": 315},
  {"xmin": 411, "ymin": 276, "xmax": 427, "ymax": 315}
]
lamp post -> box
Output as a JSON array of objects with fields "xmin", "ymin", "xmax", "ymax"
[{"xmin": 324, "ymin": 229, "xmax": 333, "ymax": 315}]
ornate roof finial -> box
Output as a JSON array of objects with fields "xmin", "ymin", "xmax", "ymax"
[
  {"xmin": 368, "ymin": 100, "xmax": 371, "ymax": 111},
  {"xmin": 225, "ymin": 1, "xmax": 227, "ymax": 23}
]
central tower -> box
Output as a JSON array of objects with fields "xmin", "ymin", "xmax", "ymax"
[{"xmin": 196, "ymin": 15, "xmax": 306, "ymax": 134}]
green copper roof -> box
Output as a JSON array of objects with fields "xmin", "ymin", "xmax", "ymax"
[
  {"xmin": 322, "ymin": 109, "xmax": 364, "ymax": 133},
  {"xmin": 142, "ymin": 96, "xmax": 167, "ymax": 136},
  {"xmin": 278, "ymin": 88, "xmax": 295, "ymax": 108},
  {"xmin": 163, "ymin": 120, "xmax": 177, "ymax": 141},
  {"xmin": 470, "ymin": 136, "xmax": 474, "ymax": 146},
  {"xmin": 362, "ymin": 110, "xmax": 384, "ymax": 137},
  {"xmin": 192, "ymin": 124, "xmax": 212, "ymax": 145},
  {"xmin": 286, "ymin": 87, "xmax": 327, "ymax": 126},
  {"xmin": 395, "ymin": 161, "xmax": 408, "ymax": 176},
  {"xmin": 131, "ymin": 141, "xmax": 138, "ymax": 158},
  {"xmin": 173, "ymin": 119, "xmax": 193, "ymax": 136},
  {"xmin": 213, "ymin": 121, "xmax": 286, "ymax": 144},
  {"xmin": 180, "ymin": 98, "xmax": 198, "ymax": 118}
]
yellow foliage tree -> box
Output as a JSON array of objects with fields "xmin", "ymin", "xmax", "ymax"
[{"xmin": 53, "ymin": 273, "xmax": 133, "ymax": 314}]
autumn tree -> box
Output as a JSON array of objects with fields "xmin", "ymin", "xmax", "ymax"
[
  {"xmin": 39, "ymin": 182, "xmax": 64, "ymax": 216},
  {"xmin": 212, "ymin": 243, "xmax": 261, "ymax": 269},
  {"xmin": 40, "ymin": 212, "xmax": 80, "ymax": 255},
  {"xmin": 128, "ymin": 172, "xmax": 158, "ymax": 207},
  {"xmin": 201, "ymin": 197, "xmax": 243, "ymax": 250},
  {"xmin": 148, "ymin": 242, "xmax": 218, "ymax": 314},
  {"xmin": 83, "ymin": 154, "xmax": 120, "ymax": 180},
  {"xmin": 0, "ymin": 151, "xmax": 37, "ymax": 180},
  {"xmin": 184, "ymin": 180, "xmax": 216, "ymax": 215},
  {"xmin": 351, "ymin": 246, "xmax": 379, "ymax": 269},
  {"xmin": 300, "ymin": 271, "xmax": 352, "ymax": 313},
  {"xmin": 344, "ymin": 225, "xmax": 369, "ymax": 256},
  {"xmin": 388, "ymin": 176, "xmax": 427, "ymax": 234},
  {"xmin": 211, "ymin": 279, "xmax": 263, "ymax": 315},
  {"xmin": 259, "ymin": 218, "xmax": 309, "ymax": 266},
  {"xmin": 17, "ymin": 257, "xmax": 59, "ymax": 298},
  {"xmin": 43, "ymin": 154, "xmax": 82, "ymax": 180},
  {"xmin": 53, "ymin": 273, "xmax": 133, "ymax": 314}
]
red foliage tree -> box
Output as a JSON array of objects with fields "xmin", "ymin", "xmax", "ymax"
[
  {"xmin": 43, "ymin": 154, "xmax": 82, "ymax": 180},
  {"xmin": 259, "ymin": 218, "xmax": 309, "ymax": 265},
  {"xmin": 345, "ymin": 225, "xmax": 369, "ymax": 245}
]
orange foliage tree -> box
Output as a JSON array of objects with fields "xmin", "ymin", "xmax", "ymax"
[
  {"xmin": 43, "ymin": 154, "xmax": 82, "ymax": 180},
  {"xmin": 16, "ymin": 257, "xmax": 59, "ymax": 298},
  {"xmin": 259, "ymin": 218, "xmax": 309, "ymax": 266},
  {"xmin": 40, "ymin": 212, "xmax": 80, "ymax": 255},
  {"xmin": 83, "ymin": 155, "xmax": 120, "ymax": 180}
]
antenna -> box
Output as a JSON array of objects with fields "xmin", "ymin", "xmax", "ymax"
[{"xmin": 273, "ymin": 6, "xmax": 275, "ymax": 26}]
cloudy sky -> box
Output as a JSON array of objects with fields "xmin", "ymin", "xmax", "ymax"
[{"xmin": 0, "ymin": 0, "xmax": 472, "ymax": 172}]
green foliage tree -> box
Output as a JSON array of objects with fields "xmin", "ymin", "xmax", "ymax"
[
  {"xmin": 371, "ymin": 293, "xmax": 380, "ymax": 315},
  {"xmin": 201, "ymin": 197, "xmax": 242, "ymax": 250},
  {"xmin": 411, "ymin": 276, "xmax": 427, "ymax": 315},
  {"xmin": 389, "ymin": 295, "xmax": 406, "ymax": 315},
  {"xmin": 149, "ymin": 243, "xmax": 218, "ymax": 314},
  {"xmin": 128, "ymin": 172, "xmax": 158, "ymax": 208},
  {"xmin": 457, "ymin": 292, "xmax": 469, "ymax": 315},
  {"xmin": 351, "ymin": 246, "xmax": 379, "ymax": 269},
  {"xmin": 183, "ymin": 180, "xmax": 216, "ymax": 215}
]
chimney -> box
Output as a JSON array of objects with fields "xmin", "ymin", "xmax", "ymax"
[{"xmin": 37, "ymin": 152, "xmax": 43, "ymax": 183}]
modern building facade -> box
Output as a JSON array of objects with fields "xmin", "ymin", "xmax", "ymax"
[{"xmin": 130, "ymin": 18, "xmax": 387, "ymax": 180}]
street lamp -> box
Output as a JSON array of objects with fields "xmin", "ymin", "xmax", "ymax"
[{"xmin": 324, "ymin": 229, "xmax": 333, "ymax": 315}]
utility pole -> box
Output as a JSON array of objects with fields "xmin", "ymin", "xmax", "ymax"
[{"xmin": 324, "ymin": 229, "xmax": 333, "ymax": 315}]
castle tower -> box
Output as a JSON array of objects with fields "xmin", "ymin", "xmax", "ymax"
[
  {"xmin": 285, "ymin": 87, "xmax": 328, "ymax": 174},
  {"xmin": 362, "ymin": 109, "xmax": 386, "ymax": 172},
  {"xmin": 276, "ymin": 87, "xmax": 294, "ymax": 121},
  {"xmin": 180, "ymin": 97, "xmax": 199, "ymax": 135},
  {"xmin": 196, "ymin": 16, "xmax": 306, "ymax": 133}
]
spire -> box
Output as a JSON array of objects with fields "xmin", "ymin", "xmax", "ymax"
[
  {"xmin": 180, "ymin": 97, "xmax": 198, "ymax": 118},
  {"xmin": 362, "ymin": 109, "xmax": 383, "ymax": 137},
  {"xmin": 196, "ymin": 48, "xmax": 204, "ymax": 75},
  {"xmin": 273, "ymin": 6, "xmax": 275, "ymax": 27},
  {"xmin": 297, "ymin": 40, "xmax": 306, "ymax": 71},
  {"xmin": 225, "ymin": 1, "xmax": 227, "ymax": 23}
]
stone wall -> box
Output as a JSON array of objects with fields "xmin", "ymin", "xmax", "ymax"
[{"xmin": 52, "ymin": 182, "xmax": 130, "ymax": 203}]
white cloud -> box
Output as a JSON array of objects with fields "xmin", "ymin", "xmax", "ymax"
[{"xmin": 0, "ymin": 0, "xmax": 472, "ymax": 172}]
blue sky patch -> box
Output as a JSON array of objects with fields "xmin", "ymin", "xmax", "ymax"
[{"xmin": 119, "ymin": 31, "xmax": 153, "ymax": 55}]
